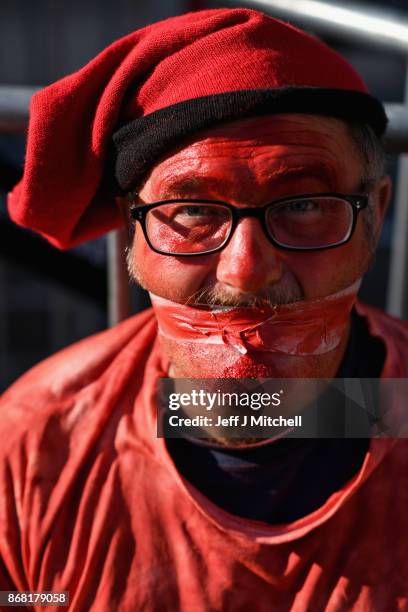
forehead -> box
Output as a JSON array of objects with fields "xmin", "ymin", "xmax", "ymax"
[{"xmin": 140, "ymin": 114, "xmax": 361, "ymax": 200}]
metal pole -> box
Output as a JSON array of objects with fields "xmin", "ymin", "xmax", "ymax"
[
  {"xmin": 107, "ymin": 229, "xmax": 130, "ymax": 326},
  {"xmin": 383, "ymin": 105, "xmax": 408, "ymax": 155},
  {"xmin": 0, "ymin": 85, "xmax": 39, "ymax": 132},
  {"xmin": 387, "ymin": 64, "xmax": 408, "ymax": 320},
  {"xmin": 1, "ymin": 87, "xmax": 408, "ymax": 149},
  {"xmin": 223, "ymin": 0, "xmax": 408, "ymax": 53}
]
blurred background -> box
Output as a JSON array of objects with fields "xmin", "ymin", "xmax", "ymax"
[{"xmin": 0, "ymin": 0, "xmax": 407, "ymax": 390}]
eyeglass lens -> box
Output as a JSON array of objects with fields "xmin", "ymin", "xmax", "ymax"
[
  {"xmin": 145, "ymin": 198, "xmax": 354, "ymax": 254},
  {"xmin": 266, "ymin": 197, "xmax": 354, "ymax": 249},
  {"xmin": 146, "ymin": 203, "xmax": 231, "ymax": 254}
]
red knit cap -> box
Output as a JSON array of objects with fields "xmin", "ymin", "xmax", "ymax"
[{"xmin": 8, "ymin": 8, "xmax": 386, "ymax": 249}]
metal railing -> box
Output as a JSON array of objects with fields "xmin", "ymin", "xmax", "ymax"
[{"xmin": 1, "ymin": 0, "xmax": 408, "ymax": 322}]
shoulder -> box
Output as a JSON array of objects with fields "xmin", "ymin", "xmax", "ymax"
[
  {"xmin": 0, "ymin": 308, "xmax": 159, "ymax": 587},
  {"xmin": 0, "ymin": 308, "xmax": 158, "ymax": 450},
  {"xmin": 356, "ymin": 301, "xmax": 408, "ymax": 341},
  {"xmin": 356, "ymin": 301, "xmax": 408, "ymax": 375}
]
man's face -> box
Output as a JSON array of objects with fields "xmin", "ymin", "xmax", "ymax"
[{"xmin": 128, "ymin": 114, "xmax": 389, "ymax": 307}]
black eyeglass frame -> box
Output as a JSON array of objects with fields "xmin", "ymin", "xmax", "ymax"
[{"xmin": 129, "ymin": 192, "xmax": 369, "ymax": 256}]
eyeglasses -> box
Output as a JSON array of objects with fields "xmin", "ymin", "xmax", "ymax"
[{"xmin": 129, "ymin": 193, "xmax": 368, "ymax": 256}]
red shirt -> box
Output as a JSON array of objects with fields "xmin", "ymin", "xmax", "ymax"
[{"xmin": 0, "ymin": 303, "xmax": 407, "ymax": 611}]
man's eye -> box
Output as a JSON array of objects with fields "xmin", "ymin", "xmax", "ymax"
[
  {"xmin": 151, "ymin": 203, "xmax": 230, "ymax": 227},
  {"xmin": 178, "ymin": 206, "xmax": 218, "ymax": 217},
  {"xmin": 171, "ymin": 205, "xmax": 227, "ymax": 223},
  {"xmin": 286, "ymin": 200, "xmax": 320, "ymax": 213}
]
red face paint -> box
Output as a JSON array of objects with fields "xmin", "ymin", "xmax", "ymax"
[{"xmin": 151, "ymin": 280, "xmax": 360, "ymax": 361}]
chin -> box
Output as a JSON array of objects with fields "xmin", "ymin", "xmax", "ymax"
[
  {"xmin": 161, "ymin": 337, "xmax": 322, "ymax": 379},
  {"xmin": 218, "ymin": 355, "xmax": 280, "ymax": 378}
]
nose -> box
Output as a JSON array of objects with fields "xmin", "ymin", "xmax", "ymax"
[{"xmin": 216, "ymin": 217, "xmax": 283, "ymax": 293}]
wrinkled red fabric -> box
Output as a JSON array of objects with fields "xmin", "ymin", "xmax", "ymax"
[
  {"xmin": 0, "ymin": 303, "xmax": 407, "ymax": 610},
  {"xmin": 7, "ymin": 8, "xmax": 369, "ymax": 249},
  {"xmin": 150, "ymin": 280, "xmax": 360, "ymax": 357}
]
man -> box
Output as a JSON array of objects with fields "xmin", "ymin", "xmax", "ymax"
[{"xmin": 1, "ymin": 8, "xmax": 408, "ymax": 611}]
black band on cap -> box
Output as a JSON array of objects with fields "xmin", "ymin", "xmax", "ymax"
[{"xmin": 111, "ymin": 87, "xmax": 388, "ymax": 194}]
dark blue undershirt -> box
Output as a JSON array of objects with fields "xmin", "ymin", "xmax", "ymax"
[{"xmin": 166, "ymin": 310, "xmax": 386, "ymax": 523}]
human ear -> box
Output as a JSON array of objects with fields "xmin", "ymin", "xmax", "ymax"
[
  {"xmin": 115, "ymin": 195, "xmax": 135, "ymax": 244},
  {"xmin": 372, "ymin": 175, "xmax": 392, "ymax": 242}
]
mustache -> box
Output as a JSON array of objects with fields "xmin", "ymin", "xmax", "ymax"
[
  {"xmin": 185, "ymin": 283, "xmax": 304, "ymax": 307},
  {"xmin": 127, "ymin": 247, "xmax": 305, "ymax": 308}
]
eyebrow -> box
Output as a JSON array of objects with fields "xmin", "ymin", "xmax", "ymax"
[
  {"xmin": 263, "ymin": 163, "xmax": 337, "ymax": 187},
  {"xmin": 156, "ymin": 163, "xmax": 339, "ymax": 200},
  {"xmin": 158, "ymin": 177, "xmax": 210, "ymax": 199}
]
